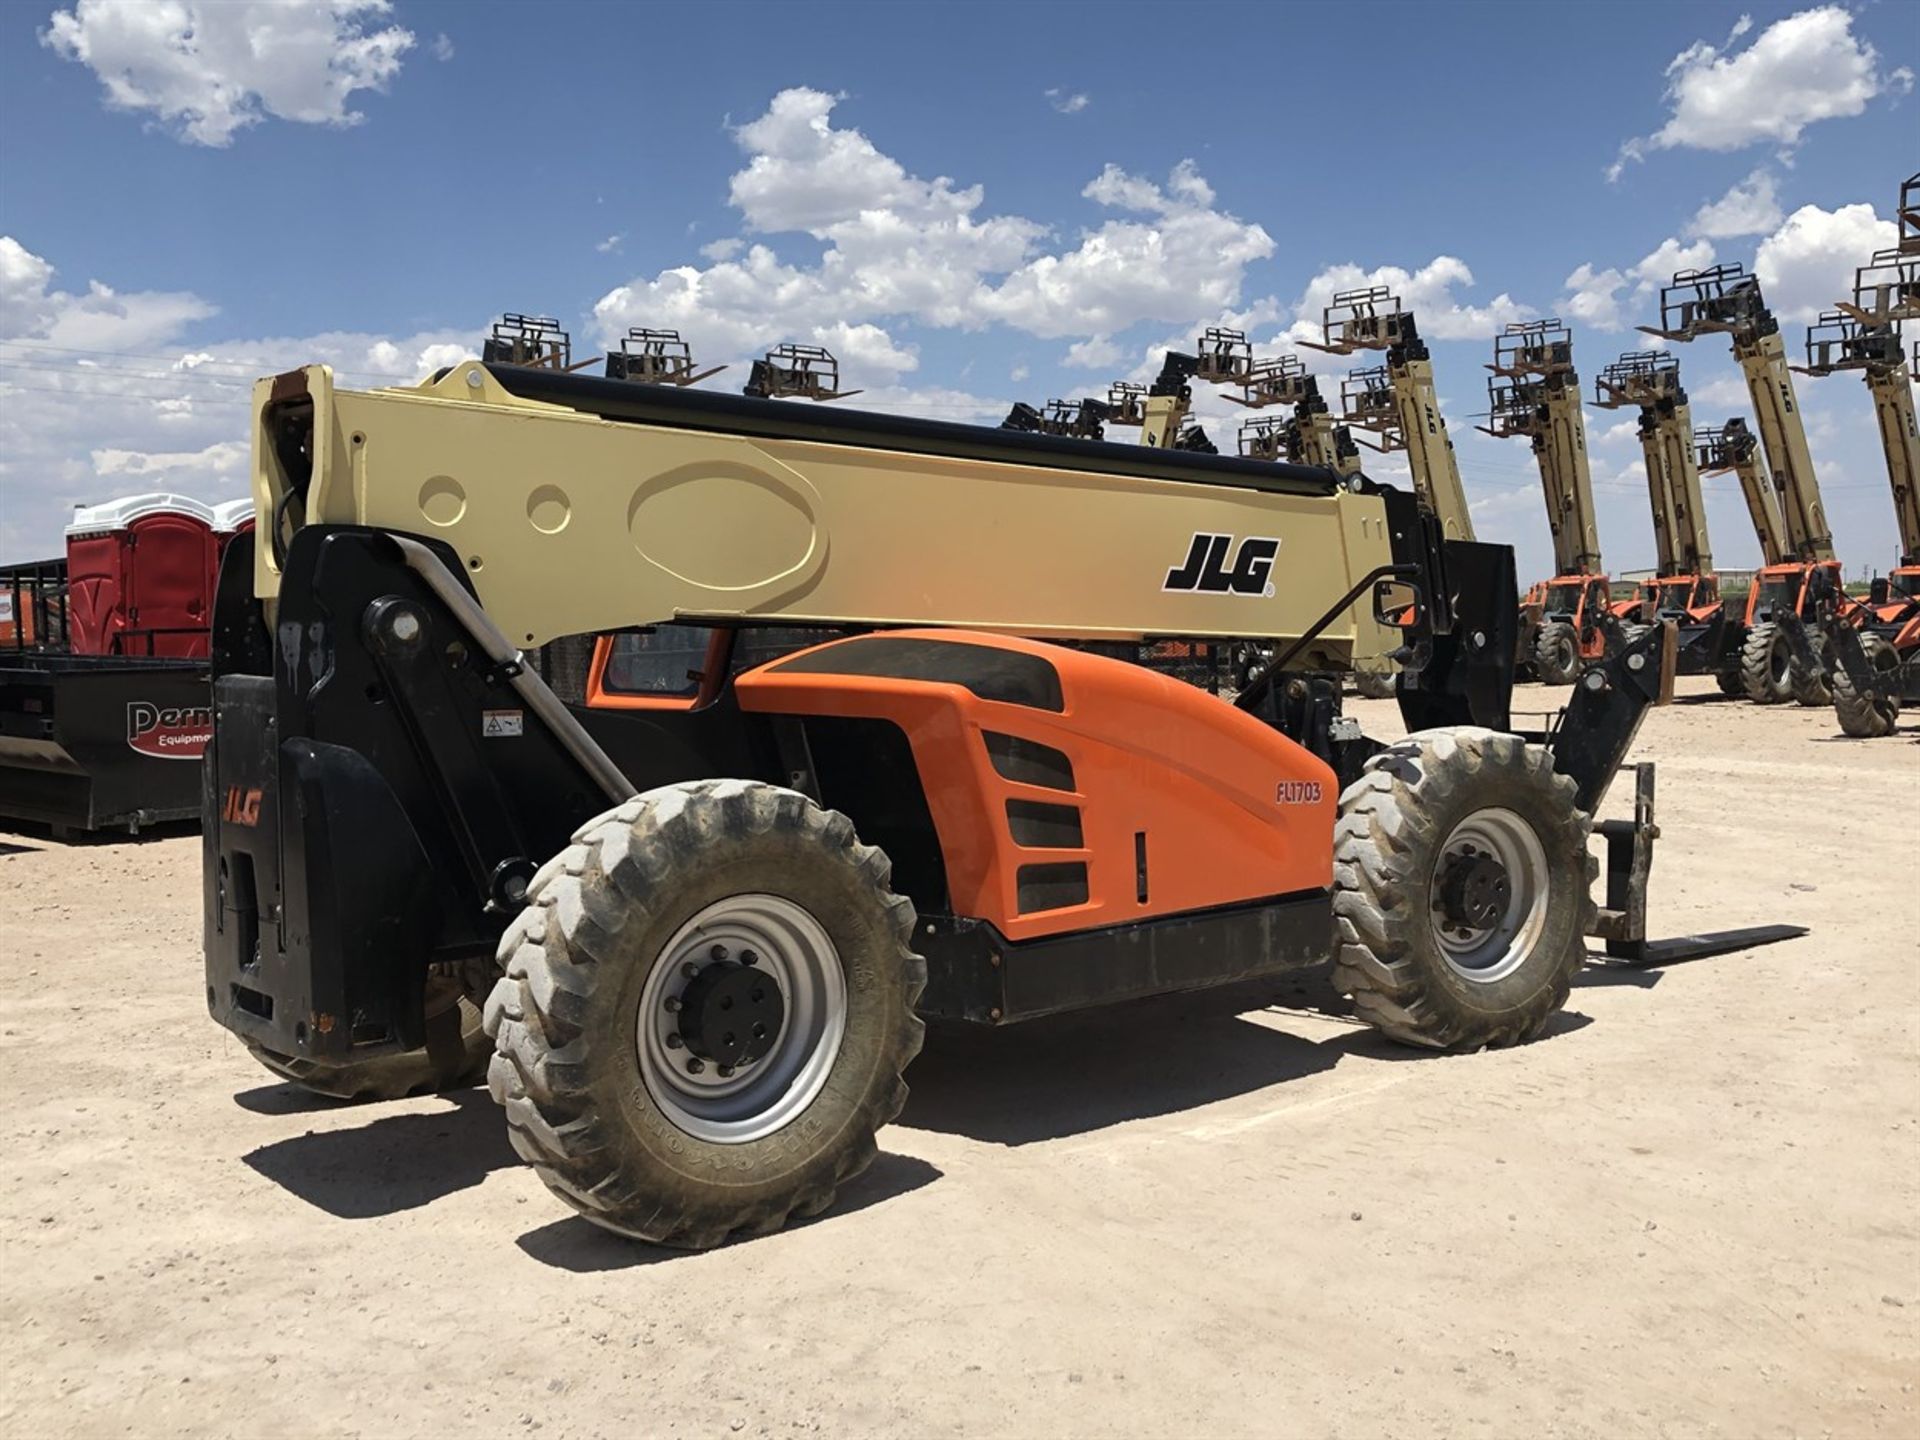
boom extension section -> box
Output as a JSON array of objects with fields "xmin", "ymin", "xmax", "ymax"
[
  {"xmin": 1481, "ymin": 321, "xmax": 1603, "ymax": 577},
  {"xmin": 1801, "ymin": 173, "xmax": 1920, "ymax": 568},
  {"xmin": 1304, "ymin": 287, "xmax": 1475, "ymax": 540},
  {"xmin": 1594, "ymin": 352, "xmax": 1712, "ymax": 577},
  {"xmin": 1695, "ymin": 419, "xmax": 1789, "ymax": 567},
  {"xmin": 251, "ymin": 362, "xmax": 1396, "ymax": 662},
  {"xmin": 1224, "ymin": 355, "xmax": 1361, "ymax": 477},
  {"xmin": 1641, "ymin": 265, "xmax": 1832, "ymax": 563}
]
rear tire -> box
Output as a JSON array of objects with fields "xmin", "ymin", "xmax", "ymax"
[
  {"xmin": 1740, "ymin": 622, "xmax": 1791, "ymax": 704},
  {"xmin": 1533, "ymin": 622, "xmax": 1581, "ymax": 685},
  {"xmin": 1714, "ymin": 664, "xmax": 1743, "ymax": 697},
  {"xmin": 246, "ymin": 962, "xmax": 493, "ymax": 1102},
  {"xmin": 1789, "ymin": 630, "xmax": 1833, "ymax": 707},
  {"xmin": 1331, "ymin": 728, "xmax": 1594, "ymax": 1051},
  {"xmin": 1353, "ymin": 668, "xmax": 1397, "ymax": 699},
  {"xmin": 1832, "ymin": 632, "xmax": 1901, "ymax": 737},
  {"xmin": 484, "ymin": 780, "xmax": 925, "ymax": 1249}
]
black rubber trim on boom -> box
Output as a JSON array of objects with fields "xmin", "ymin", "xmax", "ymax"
[
  {"xmin": 770, "ymin": 636, "xmax": 1065, "ymax": 712},
  {"xmin": 482, "ymin": 363, "xmax": 1343, "ymax": 497}
]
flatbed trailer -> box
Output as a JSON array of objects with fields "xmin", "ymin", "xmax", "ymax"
[{"xmin": 0, "ymin": 654, "xmax": 209, "ymax": 835}]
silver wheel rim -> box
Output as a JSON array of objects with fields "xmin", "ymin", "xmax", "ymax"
[
  {"xmin": 1430, "ymin": 807, "xmax": 1550, "ymax": 984},
  {"xmin": 635, "ymin": 894, "xmax": 846, "ymax": 1145},
  {"xmin": 1768, "ymin": 633, "xmax": 1792, "ymax": 687}
]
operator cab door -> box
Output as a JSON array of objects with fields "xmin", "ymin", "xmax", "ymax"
[{"xmin": 586, "ymin": 624, "xmax": 850, "ymax": 712}]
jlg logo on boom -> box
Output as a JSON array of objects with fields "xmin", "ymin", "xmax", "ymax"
[{"xmin": 1163, "ymin": 533, "xmax": 1281, "ymax": 597}]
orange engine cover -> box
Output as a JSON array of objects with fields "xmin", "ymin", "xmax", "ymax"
[{"xmin": 735, "ymin": 630, "xmax": 1336, "ymax": 942}]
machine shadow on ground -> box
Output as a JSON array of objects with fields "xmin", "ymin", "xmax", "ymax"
[
  {"xmin": 513, "ymin": 1152, "xmax": 945, "ymax": 1272},
  {"xmin": 0, "ymin": 818, "xmax": 199, "ymax": 849},
  {"xmin": 240, "ymin": 1087, "xmax": 514, "ymax": 1220},
  {"xmin": 233, "ymin": 976, "xmax": 1598, "ymax": 1244},
  {"xmin": 896, "ymin": 972, "xmax": 1406, "ymax": 1147}
]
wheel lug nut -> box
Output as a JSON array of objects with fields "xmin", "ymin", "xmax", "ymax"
[
  {"xmin": 740, "ymin": 949, "xmax": 758, "ymax": 966},
  {"xmin": 664, "ymin": 996, "xmax": 680, "ymax": 1013},
  {"xmin": 709, "ymin": 944, "xmax": 728, "ymax": 962},
  {"xmin": 718, "ymin": 1064, "xmax": 735, "ymax": 1078},
  {"xmin": 665, "ymin": 1033, "xmax": 684, "ymax": 1050},
  {"xmin": 686, "ymin": 1058, "xmax": 704, "ymax": 1075},
  {"xmin": 682, "ymin": 961, "xmax": 700, "ymax": 979}
]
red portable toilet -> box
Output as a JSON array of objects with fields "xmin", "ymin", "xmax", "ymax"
[
  {"xmin": 64, "ymin": 494, "xmax": 218, "ymax": 658},
  {"xmin": 211, "ymin": 498, "xmax": 256, "ymax": 590}
]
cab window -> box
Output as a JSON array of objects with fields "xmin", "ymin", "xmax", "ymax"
[{"xmin": 600, "ymin": 624, "xmax": 714, "ymax": 697}]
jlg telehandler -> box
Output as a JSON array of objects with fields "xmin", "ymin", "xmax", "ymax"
[
  {"xmin": 1592, "ymin": 352, "xmax": 1744, "ymax": 692},
  {"xmin": 1478, "ymin": 321, "xmax": 1629, "ymax": 685},
  {"xmin": 1641, "ymin": 265, "xmax": 1841, "ymax": 706},
  {"xmin": 202, "ymin": 323, "xmax": 1797, "ymax": 1248},
  {"xmin": 1793, "ymin": 173, "xmax": 1920, "ymax": 735}
]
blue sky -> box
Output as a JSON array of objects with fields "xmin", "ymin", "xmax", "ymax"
[{"xmin": 1, "ymin": 0, "xmax": 1914, "ymax": 585}]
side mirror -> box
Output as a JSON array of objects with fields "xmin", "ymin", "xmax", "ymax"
[{"xmin": 1372, "ymin": 577, "xmax": 1425, "ymax": 629}]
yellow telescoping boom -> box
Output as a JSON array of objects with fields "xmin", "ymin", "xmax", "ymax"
[
  {"xmin": 1641, "ymin": 265, "xmax": 1833, "ymax": 565},
  {"xmin": 1694, "ymin": 419, "xmax": 1789, "ymax": 568},
  {"xmin": 1802, "ymin": 172, "xmax": 1920, "ymax": 568},
  {"xmin": 1302, "ymin": 287, "xmax": 1477, "ymax": 542},
  {"xmin": 1480, "ymin": 321, "xmax": 1604, "ymax": 577},
  {"xmin": 1593, "ymin": 352, "xmax": 1712, "ymax": 578}
]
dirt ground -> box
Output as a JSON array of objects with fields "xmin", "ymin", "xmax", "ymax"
[{"xmin": 2, "ymin": 676, "xmax": 1916, "ymax": 1439}]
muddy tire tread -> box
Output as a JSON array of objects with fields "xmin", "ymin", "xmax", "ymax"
[{"xmin": 483, "ymin": 779, "xmax": 924, "ymax": 1249}]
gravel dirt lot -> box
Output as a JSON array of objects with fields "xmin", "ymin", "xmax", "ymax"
[{"xmin": 3, "ymin": 677, "xmax": 1916, "ymax": 1439}]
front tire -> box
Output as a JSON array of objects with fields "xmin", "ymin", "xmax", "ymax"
[
  {"xmin": 484, "ymin": 780, "xmax": 924, "ymax": 1248},
  {"xmin": 1353, "ymin": 667, "xmax": 1397, "ymax": 699},
  {"xmin": 1740, "ymin": 622, "xmax": 1791, "ymax": 704},
  {"xmin": 1789, "ymin": 630, "xmax": 1833, "ymax": 707},
  {"xmin": 1832, "ymin": 632, "xmax": 1901, "ymax": 737},
  {"xmin": 1331, "ymin": 728, "xmax": 1594, "ymax": 1051},
  {"xmin": 1533, "ymin": 622, "xmax": 1581, "ymax": 685}
]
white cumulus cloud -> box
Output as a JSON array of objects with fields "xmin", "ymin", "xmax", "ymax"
[
  {"xmin": 41, "ymin": 0, "xmax": 415, "ymax": 147},
  {"xmin": 1609, "ymin": 6, "xmax": 1912, "ymax": 178},
  {"xmin": 594, "ymin": 89, "xmax": 1274, "ymax": 375},
  {"xmin": 1557, "ymin": 237, "xmax": 1715, "ymax": 331},
  {"xmin": 1754, "ymin": 201, "xmax": 1898, "ymax": 322},
  {"xmin": 1687, "ymin": 169, "xmax": 1784, "ymax": 238},
  {"xmin": 0, "ymin": 236, "xmax": 478, "ymax": 558},
  {"xmin": 1280, "ymin": 255, "xmax": 1530, "ymax": 344}
]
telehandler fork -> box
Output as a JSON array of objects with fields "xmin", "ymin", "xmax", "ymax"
[{"xmin": 202, "ymin": 333, "xmax": 1800, "ymax": 1247}]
